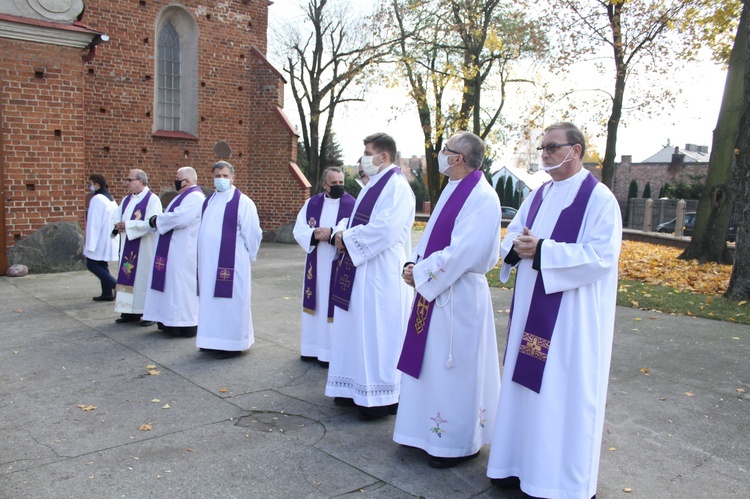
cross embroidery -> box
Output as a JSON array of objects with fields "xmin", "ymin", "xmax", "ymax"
[
  {"xmin": 520, "ymin": 332, "xmax": 550, "ymax": 362},
  {"xmin": 154, "ymin": 257, "xmax": 166, "ymax": 272},
  {"xmin": 338, "ymin": 274, "xmax": 351, "ymax": 291},
  {"xmin": 414, "ymin": 295, "xmax": 430, "ymax": 334},
  {"xmin": 305, "ymin": 287, "xmax": 312, "ymax": 299},
  {"xmin": 218, "ymin": 268, "xmax": 233, "ymax": 281}
]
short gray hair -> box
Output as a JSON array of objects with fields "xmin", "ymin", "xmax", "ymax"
[
  {"xmin": 322, "ymin": 166, "xmax": 343, "ymax": 184},
  {"xmin": 451, "ymin": 132, "xmax": 485, "ymax": 169},
  {"xmin": 212, "ymin": 161, "xmax": 235, "ymax": 175},
  {"xmin": 544, "ymin": 122, "xmax": 586, "ymax": 158},
  {"xmin": 178, "ymin": 166, "xmax": 198, "ymax": 183},
  {"xmin": 134, "ymin": 169, "xmax": 148, "ymax": 185}
]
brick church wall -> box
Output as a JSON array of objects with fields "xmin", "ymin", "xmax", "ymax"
[
  {"xmin": 0, "ymin": 39, "xmax": 87, "ymax": 245},
  {"xmin": 1, "ymin": 1, "xmax": 306, "ymax": 256},
  {"xmin": 82, "ymin": 0, "xmax": 305, "ymax": 235}
]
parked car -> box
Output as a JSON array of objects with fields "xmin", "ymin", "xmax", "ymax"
[
  {"xmin": 657, "ymin": 211, "xmax": 737, "ymax": 241},
  {"xmin": 501, "ymin": 206, "xmax": 518, "ymax": 220},
  {"xmin": 657, "ymin": 212, "xmax": 696, "ymax": 236}
]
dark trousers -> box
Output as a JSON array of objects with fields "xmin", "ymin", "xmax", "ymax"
[{"xmin": 86, "ymin": 258, "xmax": 116, "ymax": 297}]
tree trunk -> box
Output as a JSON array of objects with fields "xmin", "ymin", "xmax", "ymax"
[
  {"xmin": 725, "ymin": 0, "xmax": 750, "ymax": 300},
  {"xmin": 601, "ymin": 3, "xmax": 625, "ymax": 190},
  {"xmin": 680, "ymin": 3, "xmax": 747, "ymax": 264}
]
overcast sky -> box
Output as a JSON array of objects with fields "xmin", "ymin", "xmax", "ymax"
[{"xmin": 267, "ymin": 0, "xmax": 728, "ymax": 169}]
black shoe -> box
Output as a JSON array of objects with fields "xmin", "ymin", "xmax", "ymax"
[
  {"xmin": 157, "ymin": 322, "xmax": 164, "ymax": 330},
  {"xmin": 428, "ymin": 451, "xmax": 480, "ymax": 469},
  {"xmin": 93, "ymin": 295, "xmax": 115, "ymax": 302},
  {"xmin": 490, "ymin": 476, "xmax": 521, "ymax": 489},
  {"xmin": 300, "ymin": 355, "xmax": 317, "ymax": 362},
  {"xmin": 115, "ymin": 314, "xmax": 141, "ymax": 324},
  {"xmin": 333, "ymin": 397, "xmax": 355, "ymax": 407},
  {"xmin": 317, "ymin": 360, "xmax": 329, "ymax": 368},
  {"xmin": 170, "ymin": 326, "xmax": 197, "ymax": 338},
  {"xmin": 214, "ymin": 350, "xmax": 242, "ymax": 359},
  {"xmin": 140, "ymin": 320, "xmax": 155, "ymax": 327},
  {"xmin": 357, "ymin": 403, "xmax": 398, "ymax": 421}
]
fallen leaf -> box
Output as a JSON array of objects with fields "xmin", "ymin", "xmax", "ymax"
[
  {"xmin": 76, "ymin": 404, "xmax": 97, "ymax": 412},
  {"xmin": 147, "ymin": 370, "xmax": 160, "ymax": 376},
  {"xmin": 609, "ymin": 447, "xmax": 616, "ymax": 451},
  {"xmin": 736, "ymin": 388, "xmax": 746, "ymax": 393},
  {"xmin": 684, "ymin": 392, "xmax": 695, "ymax": 397},
  {"xmin": 162, "ymin": 404, "xmax": 170, "ymax": 409},
  {"xmin": 218, "ymin": 388, "xmax": 229, "ymax": 393},
  {"xmin": 738, "ymin": 301, "xmax": 747, "ymax": 306},
  {"xmin": 138, "ymin": 423, "xmax": 153, "ymax": 431},
  {"xmin": 634, "ymin": 318, "xmax": 642, "ymax": 321},
  {"xmin": 151, "ymin": 399, "xmax": 161, "ymax": 403},
  {"xmin": 640, "ymin": 367, "xmax": 649, "ymax": 373},
  {"xmin": 145, "ymin": 365, "xmax": 157, "ymax": 369},
  {"xmin": 624, "ymin": 488, "xmax": 632, "ymax": 493},
  {"xmin": 14, "ymin": 309, "xmax": 22, "ymax": 313}
]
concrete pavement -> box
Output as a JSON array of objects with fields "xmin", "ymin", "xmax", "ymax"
[{"xmin": 0, "ymin": 242, "xmax": 748, "ymax": 498}]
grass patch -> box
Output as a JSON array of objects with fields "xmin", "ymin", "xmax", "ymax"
[{"xmin": 485, "ymin": 269, "xmax": 749, "ymax": 324}]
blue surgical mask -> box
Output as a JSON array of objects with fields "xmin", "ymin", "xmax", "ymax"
[{"xmin": 214, "ymin": 177, "xmax": 231, "ymax": 192}]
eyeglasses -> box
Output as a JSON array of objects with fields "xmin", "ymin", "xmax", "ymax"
[
  {"xmin": 442, "ymin": 145, "xmax": 462, "ymax": 156},
  {"xmin": 536, "ymin": 143, "xmax": 575, "ymax": 154},
  {"xmin": 126, "ymin": 178, "xmax": 139, "ymax": 182}
]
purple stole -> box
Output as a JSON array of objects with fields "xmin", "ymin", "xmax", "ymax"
[
  {"xmin": 510, "ymin": 172, "xmax": 598, "ymax": 393},
  {"xmin": 150, "ymin": 185, "xmax": 202, "ymax": 292},
  {"xmin": 302, "ymin": 192, "xmax": 355, "ymax": 321},
  {"xmin": 202, "ymin": 188, "xmax": 242, "ymax": 298},
  {"xmin": 116, "ymin": 190, "xmax": 154, "ymax": 291},
  {"xmin": 397, "ymin": 169, "xmax": 482, "ymax": 379},
  {"xmin": 330, "ymin": 166, "xmax": 399, "ymax": 311}
]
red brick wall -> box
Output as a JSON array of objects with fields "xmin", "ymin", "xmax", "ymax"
[
  {"xmin": 82, "ymin": 0, "xmax": 305, "ymax": 234},
  {"xmin": 1, "ymin": 1, "xmax": 306, "ymax": 254},
  {"xmin": 584, "ymin": 156, "xmax": 709, "ymax": 202},
  {"xmin": 0, "ymin": 39, "xmax": 87, "ymax": 245}
]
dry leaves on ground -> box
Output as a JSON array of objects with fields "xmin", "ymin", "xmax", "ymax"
[{"xmin": 618, "ymin": 241, "xmax": 731, "ymax": 295}]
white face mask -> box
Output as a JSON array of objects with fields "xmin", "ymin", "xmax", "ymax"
[
  {"xmin": 360, "ymin": 155, "xmax": 381, "ymax": 176},
  {"xmin": 89, "ymin": 185, "xmax": 96, "ymax": 193},
  {"xmin": 214, "ymin": 177, "xmax": 231, "ymax": 192},
  {"xmin": 438, "ymin": 151, "xmax": 454, "ymax": 175},
  {"xmin": 540, "ymin": 146, "xmax": 575, "ymax": 172}
]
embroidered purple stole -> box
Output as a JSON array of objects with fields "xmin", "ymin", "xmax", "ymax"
[
  {"xmin": 511, "ymin": 172, "xmax": 598, "ymax": 393},
  {"xmin": 330, "ymin": 167, "xmax": 399, "ymax": 311},
  {"xmin": 202, "ymin": 188, "xmax": 242, "ymax": 298},
  {"xmin": 302, "ymin": 192, "xmax": 355, "ymax": 321},
  {"xmin": 116, "ymin": 190, "xmax": 154, "ymax": 292},
  {"xmin": 150, "ymin": 185, "xmax": 202, "ymax": 292},
  {"xmin": 397, "ymin": 169, "xmax": 482, "ymax": 379}
]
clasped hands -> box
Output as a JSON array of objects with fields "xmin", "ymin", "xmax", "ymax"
[
  {"xmin": 313, "ymin": 227, "xmax": 331, "ymax": 242},
  {"xmin": 513, "ymin": 227, "xmax": 540, "ymax": 259}
]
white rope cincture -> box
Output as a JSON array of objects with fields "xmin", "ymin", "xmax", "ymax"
[{"xmin": 436, "ymin": 286, "xmax": 454, "ymax": 369}]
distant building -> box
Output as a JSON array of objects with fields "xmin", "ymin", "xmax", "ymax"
[
  {"xmin": 491, "ymin": 165, "xmax": 551, "ymax": 200},
  {"xmin": 584, "ymin": 144, "xmax": 710, "ymax": 203}
]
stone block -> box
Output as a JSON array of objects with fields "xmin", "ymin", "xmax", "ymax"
[{"xmin": 8, "ymin": 221, "xmax": 85, "ymax": 273}]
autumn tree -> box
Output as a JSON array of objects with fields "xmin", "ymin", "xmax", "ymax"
[
  {"xmin": 725, "ymin": 0, "xmax": 750, "ymax": 300},
  {"xmin": 544, "ymin": 0, "xmax": 697, "ymax": 189},
  {"xmin": 390, "ymin": 0, "xmax": 546, "ymax": 206},
  {"xmin": 681, "ymin": 0, "xmax": 745, "ymax": 264},
  {"xmin": 275, "ymin": 0, "xmax": 391, "ymax": 191}
]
